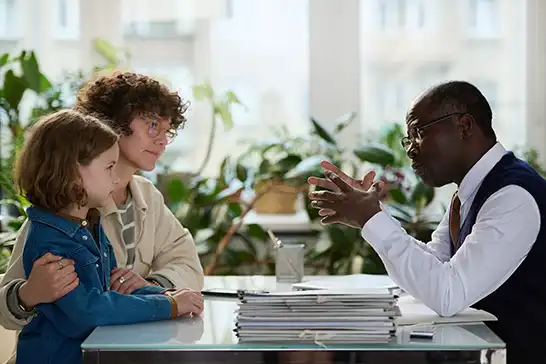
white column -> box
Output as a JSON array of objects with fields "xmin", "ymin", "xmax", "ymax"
[
  {"xmin": 524, "ymin": 0, "xmax": 546, "ymax": 164},
  {"xmin": 79, "ymin": 0, "xmax": 124, "ymax": 71},
  {"xmin": 308, "ymin": 0, "xmax": 361, "ymax": 149}
]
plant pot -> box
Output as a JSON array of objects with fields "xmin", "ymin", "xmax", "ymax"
[{"xmin": 254, "ymin": 180, "xmax": 302, "ymax": 214}]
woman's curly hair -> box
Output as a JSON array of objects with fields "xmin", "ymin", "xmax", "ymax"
[{"xmin": 74, "ymin": 71, "xmax": 190, "ymax": 136}]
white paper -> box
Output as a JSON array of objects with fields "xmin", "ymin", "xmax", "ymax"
[
  {"xmin": 292, "ymin": 274, "xmax": 398, "ymax": 291},
  {"xmin": 396, "ymin": 295, "xmax": 497, "ymax": 326}
]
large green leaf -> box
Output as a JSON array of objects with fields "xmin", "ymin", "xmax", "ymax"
[
  {"xmin": 214, "ymin": 103, "xmax": 233, "ymax": 130},
  {"xmin": 333, "ymin": 112, "xmax": 356, "ymax": 133},
  {"xmin": 410, "ymin": 180, "xmax": 435, "ymax": 207},
  {"xmin": 284, "ymin": 155, "xmax": 325, "ymax": 180},
  {"xmin": 167, "ymin": 179, "xmax": 189, "ymax": 202},
  {"xmin": 214, "ymin": 181, "xmax": 244, "ymax": 202},
  {"xmin": 0, "ymin": 53, "xmax": 9, "ymax": 68},
  {"xmin": 310, "ymin": 117, "xmax": 337, "ymax": 145},
  {"xmin": 224, "ymin": 90, "xmax": 243, "ymax": 105},
  {"xmin": 354, "ymin": 144, "xmax": 395, "ymax": 166},
  {"xmin": 2, "ymin": 70, "xmax": 27, "ymax": 108},
  {"xmin": 192, "ymin": 83, "xmax": 214, "ymax": 100},
  {"xmin": 246, "ymin": 224, "xmax": 268, "ymax": 241},
  {"xmin": 236, "ymin": 164, "xmax": 248, "ymax": 182},
  {"xmin": 388, "ymin": 187, "xmax": 408, "ymax": 205},
  {"xmin": 233, "ymin": 232, "xmax": 259, "ymax": 258},
  {"xmin": 275, "ymin": 154, "xmax": 303, "ymax": 175},
  {"xmin": 21, "ymin": 51, "xmax": 44, "ymax": 93},
  {"xmin": 94, "ymin": 38, "xmax": 120, "ymax": 65}
]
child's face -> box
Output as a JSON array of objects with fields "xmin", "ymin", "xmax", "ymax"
[
  {"xmin": 79, "ymin": 144, "xmax": 120, "ymax": 208},
  {"xmin": 118, "ymin": 114, "xmax": 172, "ymax": 172}
]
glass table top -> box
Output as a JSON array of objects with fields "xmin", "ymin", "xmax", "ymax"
[{"xmin": 82, "ymin": 276, "xmax": 505, "ymax": 351}]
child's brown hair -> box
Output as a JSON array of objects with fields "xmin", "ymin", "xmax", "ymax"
[{"xmin": 14, "ymin": 109, "xmax": 119, "ymax": 211}]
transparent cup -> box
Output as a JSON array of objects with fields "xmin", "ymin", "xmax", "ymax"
[{"xmin": 275, "ymin": 243, "xmax": 305, "ymax": 283}]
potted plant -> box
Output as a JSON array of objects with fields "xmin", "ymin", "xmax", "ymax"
[{"xmin": 237, "ymin": 113, "xmax": 355, "ymax": 214}]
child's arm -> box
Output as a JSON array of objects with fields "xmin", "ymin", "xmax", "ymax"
[
  {"xmin": 24, "ymin": 239, "xmax": 174, "ymax": 339},
  {"xmin": 106, "ymin": 238, "xmax": 167, "ymax": 296}
]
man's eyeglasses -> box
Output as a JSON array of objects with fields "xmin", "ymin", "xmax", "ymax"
[{"xmin": 401, "ymin": 112, "xmax": 464, "ymax": 150}]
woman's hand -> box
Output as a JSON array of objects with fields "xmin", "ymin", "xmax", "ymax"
[
  {"xmin": 18, "ymin": 253, "xmax": 79, "ymax": 310},
  {"xmin": 168, "ymin": 289, "xmax": 204, "ymax": 317},
  {"xmin": 110, "ymin": 268, "xmax": 152, "ymax": 294}
]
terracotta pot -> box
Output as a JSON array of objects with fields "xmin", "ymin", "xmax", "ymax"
[{"xmin": 254, "ymin": 180, "xmax": 302, "ymax": 214}]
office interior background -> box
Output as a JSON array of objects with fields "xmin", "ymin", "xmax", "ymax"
[
  {"xmin": 1, "ymin": 0, "xmax": 545, "ymax": 257},
  {"xmin": 1, "ymin": 0, "xmax": 546, "ymax": 358},
  {"xmin": 2, "ymin": 0, "xmax": 544, "ymax": 173}
]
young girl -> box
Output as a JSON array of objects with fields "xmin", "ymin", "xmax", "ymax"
[{"xmin": 13, "ymin": 110, "xmax": 204, "ymax": 364}]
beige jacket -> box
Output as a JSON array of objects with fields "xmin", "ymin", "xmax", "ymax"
[{"xmin": 0, "ymin": 175, "xmax": 204, "ymax": 332}]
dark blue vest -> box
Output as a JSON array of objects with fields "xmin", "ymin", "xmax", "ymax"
[{"xmin": 451, "ymin": 152, "xmax": 546, "ymax": 363}]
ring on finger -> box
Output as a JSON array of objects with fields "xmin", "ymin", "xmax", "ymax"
[
  {"xmin": 57, "ymin": 260, "xmax": 64, "ymax": 270},
  {"xmin": 119, "ymin": 276, "xmax": 126, "ymax": 284}
]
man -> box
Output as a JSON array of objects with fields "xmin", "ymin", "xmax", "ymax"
[
  {"xmin": 0, "ymin": 72, "xmax": 204, "ymax": 363},
  {"xmin": 308, "ymin": 80, "xmax": 545, "ymax": 363}
]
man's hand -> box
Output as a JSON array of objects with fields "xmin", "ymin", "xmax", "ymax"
[
  {"xmin": 307, "ymin": 161, "xmax": 387, "ymax": 217},
  {"xmin": 110, "ymin": 268, "xmax": 153, "ymax": 294},
  {"xmin": 18, "ymin": 253, "xmax": 79, "ymax": 310},
  {"xmin": 308, "ymin": 170, "xmax": 383, "ymax": 229}
]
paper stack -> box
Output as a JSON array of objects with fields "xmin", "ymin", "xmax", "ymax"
[{"xmin": 234, "ymin": 288, "xmax": 400, "ymax": 345}]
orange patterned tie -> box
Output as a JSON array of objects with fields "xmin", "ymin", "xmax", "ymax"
[{"xmin": 449, "ymin": 192, "xmax": 461, "ymax": 248}]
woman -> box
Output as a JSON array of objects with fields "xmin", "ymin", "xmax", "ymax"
[{"xmin": 0, "ymin": 72, "xmax": 204, "ymax": 338}]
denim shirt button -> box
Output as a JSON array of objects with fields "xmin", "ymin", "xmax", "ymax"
[
  {"xmin": 82, "ymin": 235, "xmax": 88, "ymax": 241},
  {"xmin": 95, "ymin": 263, "xmax": 99, "ymax": 268},
  {"xmin": 103, "ymin": 252, "xmax": 107, "ymax": 257}
]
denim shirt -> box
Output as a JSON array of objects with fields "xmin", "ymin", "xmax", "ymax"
[{"xmin": 16, "ymin": 206, "xmax": 172, "ymax": 364}]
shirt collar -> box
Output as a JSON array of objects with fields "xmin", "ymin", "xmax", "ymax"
[
  {"xmin": 26, "ymin": 206, "xmax": 100, "ymax": 238},
  {"xmin": 55, "ymin": 208, "xmax": 101, "ymax": 227},
  {"xmin": 458, "ymin": 142, "xmax": 507, "ymax": 205},
  {"xmin": 98, "ymin": 176, "xmax": 148, "ymax": 217}
]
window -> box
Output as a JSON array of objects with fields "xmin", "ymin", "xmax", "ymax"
[
  {"xmin": 475, "ymin": 80, "xmax": 497, "ymax": 110},
  {"xmin": 379, "ymin": 79, "xmax": 407, "ymax": 123},
  {"xmin": 406, "ymin": 0, "xmax": 425, "ymax": 31},
  {"xmin": 0, "ymin": 0, "xmax": 20, "ymax": 38},
  {"xmin": 56, "ymin": 0, "xmax": 80, "ymax": 39},
  {"xmin": 375, "ymin": 0, "xmax": 426, "ymax": 33},
  {"xmin": 468, "ymin": 0, "xmax": 498, "ymax": 38}
]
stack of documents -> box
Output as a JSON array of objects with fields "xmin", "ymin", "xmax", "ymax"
[{"xmin": 234, "ymin": 288, "xmax": 400, "ymax": 344}]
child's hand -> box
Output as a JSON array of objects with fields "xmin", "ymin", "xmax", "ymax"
[
  {"xmin": 169, "ymin": 289, "xmax": 204, "ymax": 317},
  {"xmin": 110, "ymin": 268, "xmax": 151, "ymax": 294}
]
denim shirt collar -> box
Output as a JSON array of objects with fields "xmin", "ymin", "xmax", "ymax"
[{"xmin": 26, "ymin": 206, "xmax": 100, "ymax": 239}]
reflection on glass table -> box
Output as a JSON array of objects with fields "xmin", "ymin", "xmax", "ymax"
[{"xmin": 82, "ymin": 276, "xmax": 506, "ymax": 364}]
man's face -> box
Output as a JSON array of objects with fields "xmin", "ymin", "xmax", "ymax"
[{"xmin": 404, "ymin": 99, "xmax": 463, "ymax": 187}]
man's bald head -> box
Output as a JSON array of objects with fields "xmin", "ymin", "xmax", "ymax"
[{"xmin": 410, "ymin": 80, "xmax": 495, "ymax": 140}]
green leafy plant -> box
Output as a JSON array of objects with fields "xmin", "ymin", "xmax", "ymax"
[
  {"xmin": 0, "ymin": 50, "xmax": 54, "ymax": 222},
  {"xmin": 0, "ymin": 232, "xmax": 16, "ymax": 274},
  {"xmin": 239, "ymin": 113, "xmax": 356, "ymax": 187},
  {"xmin": 302, "ymin": 122, "xmax": 441, "ymax": 275},
  {"xmin": 166, "ymin": 159, "xmax": 272, "ymax": 275},
  {"xmin": 192, "ymin": 83, "xmax": 246, "ymax": 176}
]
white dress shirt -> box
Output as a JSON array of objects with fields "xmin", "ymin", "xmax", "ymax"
[{"xmin": 361, "ymin": 142, "xmax": 541, "ymax": 317}]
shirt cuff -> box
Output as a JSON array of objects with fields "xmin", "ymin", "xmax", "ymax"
[
  {"xmin": 146, "ymin": 274, "xmax": 174, "ymax": 289},
  {"xmin": 7, "ymin": 280, "xmax": 35, "ymax": 320},
  {"xmin": 361, "ymin": 210, "xmax": 404, "ymax": 245}
]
